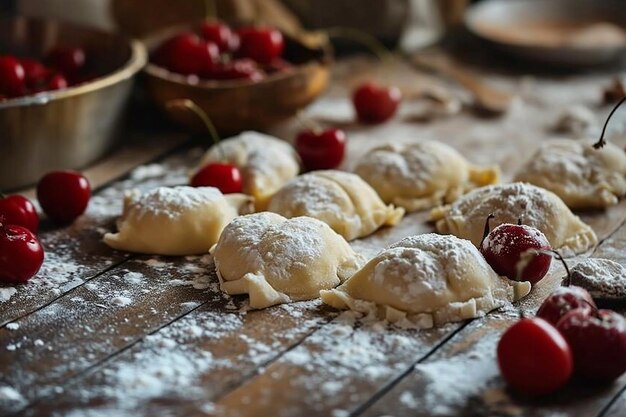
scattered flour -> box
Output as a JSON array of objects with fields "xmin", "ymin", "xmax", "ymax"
[{"xmin": 5, "ymin": 322, "xmax": 19, "ymax": 331}]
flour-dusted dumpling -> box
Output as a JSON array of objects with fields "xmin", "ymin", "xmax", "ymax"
[
  {"xmin": 211, "ymin": 212, "xmax": 363, "ymax": 309},
  {"xmin": 267, "ymin": 170, "xmax": 405, "ymax": 240},
  {"xmin": 354, "ymin": 141, "xmax": 500, "ymax": 212},
  {"xmin": 104, "ymin": 186, "xmax": 253, "ymax": 256},
  {"xmin": 514, "ymin": 140, "xmax": 626, "ymax": 209},
  {"xmin": 321, "ymin": 233, "xmax": 530, "ymax": 328},
  {"xmin": 197, "ymin": 131, "xmax": 300, "ymax": 210},
  {"xmin": 430, "ymin": 182, "xmax": 597, "ymax": 255}
]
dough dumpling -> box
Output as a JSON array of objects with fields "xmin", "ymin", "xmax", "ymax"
[
  {"xmin": 354, "ymin": 141, "xmax": 500, "ymax": 212},
  {"xmin": 211, "ymin": 212, "xmax": 363, "ymax": 309},
  {"xmin": 514, "ymin": 139, "xmax": 626, "ymax": 209},
  {"xmin": 198, "ymin": 131, "xmax": 300, "ymax": 210},
  {"xmin": 104, "ymin": 186, "xmax": 252, "ymax": 256},
  {"xmin": 321, "ymin": 233, "xmax": 530, "ymax": 328},
  {"xmin": 267, "ymin": 170, "xmax": 405, "ymax": 240},
  {"xmin": 430, "ymin": 182, "xmax": 597, "ymax": 255}
]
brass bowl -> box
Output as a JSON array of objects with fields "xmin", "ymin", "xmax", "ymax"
[
  {"xmin": 144, "ymin": 23, "xmax": 332, "ymax": 134},
  {"xmin": 0, "ymin": 16, "xmax": 147, "ymax": 191}
]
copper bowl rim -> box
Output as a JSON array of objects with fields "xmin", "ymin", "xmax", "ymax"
[{"xmin": 0, "ymin": 34, "xmax": 147, "ymax": 110}]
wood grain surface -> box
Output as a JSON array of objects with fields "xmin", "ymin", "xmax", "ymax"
[{"xmin": 1, "ymin": 50, "xmax": 625, "ymax": 417}]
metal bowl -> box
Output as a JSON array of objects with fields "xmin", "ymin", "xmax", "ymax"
[
  {"xmin": 143, "ymin": 23, "xmax": 331, "ymax": 134},
  {"xmin": 0, "ymin": 16, "xmax": 147, "ymax": 191},
  {"xmin": 465, "ymin": 0, "xmax": 626, "ymax": 67}
]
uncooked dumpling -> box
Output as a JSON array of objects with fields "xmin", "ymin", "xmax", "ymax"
[
  {"xmin": 353, "ymin": 141, "xmax": 500, "ymax": 212},
  {"xmin": 321, "ymin": 233, "xmax": 530, "ymax": 328},
  {"xmin": 514, "ymin": 139, "xmax": 626, "ymax": 209},
  {"xmin": 211, "ymin": 212, "xmax": 363, "ymax": 309},
  {"xmin": 197, "ymin": 131, "xmax": 300, "ymax": 210},
  {"xmin": 267, "ymin": 170, "xmax": 405, "ymax": 240},
  {"xmin": 430, "ymin": 182, "xmax": 597, "ymax": 255},
  {"xmin": 104, "ymin": 186, "xmax": 252, "ymax": 256}
]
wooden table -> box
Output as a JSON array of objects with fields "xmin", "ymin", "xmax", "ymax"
[{"xmin": 1, "ymin": 49, "xmax": 625, "ymax": 417}]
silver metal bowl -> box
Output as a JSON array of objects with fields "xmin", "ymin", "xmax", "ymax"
[{"xmin": 0, "ymin": 16, "xmax": 147, "ymax": 191}]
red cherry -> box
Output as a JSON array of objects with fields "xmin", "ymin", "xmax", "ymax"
[
  {"xmin": 236, "ymin": 27, "xmax": 284, "ymax": 65},
  {"xmin": 295, "ymin": 128, "xmax": 347, "ymax": 171},
  {"xmin": 47, "ymin": 73, "xmax": 68, "ymax": 91},
  {"xmin": 536, "ymin": 286, "xmax": 596, "ymax": 326},
  {"xmin": 37, "ymin": 171, "xmax": 91, "ymax": 224},
  {"xmin": 0, "ymin": 195, "xmax": 39, "ymax": 233},
  {"xmin": 557, "ymin": 308, "xmax": 626, "ymax": 382},
  {"xmin": 0, "ymin": 56, "xmax": 26, "ymax": 97},
  {"xmin": 497, "ymin": 317, "xmax": 573, "ymax": 395},
  {"xmin": 352, "ymin": 81, "xmax": 402, "ymax": 124},
  {"xmin": 190, "ymin": 163, "xmax": 243, "ymax": 194},
  {"xmin": 154, "ymin": 33, "xmax": 219, "ymax": 76},
  {"xmin": 20, "ymin": 58, "xmax": 50, "ymax": 88},
  {"xmin": 200, "ymin": 20, "xmax": 237, "ymax": 53},
  {"xmin": 0, "ymin": 223, "xmax": 44, "ymax": 284},
  {"xmin": 47, "ymin": 47, "xmax": 86, "ymax": 76},
  {"xmin": 480, "ymin": 223, "xmax": 552, "ymax": 284},
  {"xmin": 203, "ymin": 59, "xmax": 264, "ymax": 82}
]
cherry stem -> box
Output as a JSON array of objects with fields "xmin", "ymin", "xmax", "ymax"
[
  {"xmin": 295, "ymin": 111, "xmax": 323, "ymax": 135},
  {"xmin": 593, "ymin": 96, "xmax": 626, "ymax": 149},
  {"xmin": 166, "ymin": 99, "xmax": 224, "ymax": 160},
  {"xmin": 324, "ymin": 27, "xmax": 394, "ymax": 64},
  {"xmin": 517, "ymin": 217, "xmax": 522, "ymax": 226},
  {"xmin": 480, "ymin": 213, "xmax": 495, "ymax": 247},
  {"xmin": 531, "ymin": 249, "xmax": 571, "ymax": 286}
]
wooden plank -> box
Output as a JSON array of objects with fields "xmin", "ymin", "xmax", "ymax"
[
  {"xmin": 0, "ymin": 143, "xmax": 192, "ymax": 327},
  {"xmin": 359, "ymin": 221, "xmax": 626, "ymax": 417},
  {"xmin": 13, "ymin": 295, "xmax": 336, "ymax": 416},
  {"xmin": 602, "ymin": 388, "xmax": 626, "ymax": 417}
]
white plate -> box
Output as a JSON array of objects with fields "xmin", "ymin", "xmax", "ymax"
[{"xmin": 465, "ymin": 0, "xmax": 626, "ymax": 67}]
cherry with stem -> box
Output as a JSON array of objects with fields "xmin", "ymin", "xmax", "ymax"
[
  {"xmin": 166, "ymin": 99, "xmax": 243, "ymax": 194},
  {"xmin": 593, "ymin": 95, "xmax": 626, "ymax": 149}
]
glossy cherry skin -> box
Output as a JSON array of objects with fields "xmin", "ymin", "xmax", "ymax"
[
  {"xmin": 557, "ymin": 308, "xmax": 626, "ymax": 382},
  {"xmin": 497, "ymin": 317, "xmax": 573, "ymax": 395},
  {"xmin": 47, "ymin": 74, "xmax": 69, "ymax": 91},
  {"xmin": 0, "ymin": 56, "xmax": 26, "ymax": 97},
  {"xmin": 190, "ymin": 163, "xmax": 243, "ymax": 194},
  {"xmin": 352, "ymin": 81, "xmax": 402, "ymax": 124},
  {"xmin": 295, "ymin": 128, "xmax": 347, "ymax": 171},
  {"xmin": 154, "ymin": 33, "xmax": 219, "ymax": 76},
  {"xmin": 37, "ymin": 171, "xmax": 91, "ymax": 224},
  {"xmin": 21, "ymin": 58, "xmax": 50, "ymax": 89},
  {"xmin": 0, "ymin": 224, "xmax": 44, "ymax": 284},
  {"xmin": 0, "ymin": 195, "xmax": 39, "ymax": 233},
  {"xmin": 203, "ymin": 59, "xmax": 264, "ymax": 81},
  {"xmin": 236, "ymin": 27, "xmax": 284, "ymax": 64},
  {"xmin": 200, "ymin": 20, "xmax": 237, "ymax": 53},
  {"xmin": 47, "ymin": 47, "xmax": 86, "ymax": 76},
  {"xmin": 536, "ymin": 286, "xmax": 596, "ymax": 326},
  {"xmin": 480, "ymin": 223, "xmax": 552, "ymax": 284}
]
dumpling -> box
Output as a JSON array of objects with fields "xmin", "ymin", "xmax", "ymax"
[
  {"xmin": 211, "ymin": 212, "xmax": 363, "ymax": 309},
  {"xmin": 197, "ymin": 131, "xmax": 300, "ymax": 210},
  {"xmin": 430, "ymin": 182, "xmax": 597, "ymax": 255},
  {"xmin": 514, "ymin": 139, "xmax": 626, "ymax": 209},
  {"xmin": 321, "ymin": 233, "xmax": 530, "ymax": 328},
  {"xmin": 104, "ymin": 186, "xmax": 252, "ymax": 256},
  {"xmin": 353, "ymin": 141, "xmax": 500, "ymax": 212},
  {"xmin": 267, "ymin": 170, "xmax": 405, "ymax": 240}
]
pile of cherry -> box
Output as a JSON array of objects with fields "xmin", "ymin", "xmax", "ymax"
[
  {"xmin": 0, "ymin": 47, "xmax": 90, "ymax": 100},
  {"xmin": 0, "ymin": 171, "xmax": 91, "ymax": 284},
  {"xmin": 152, "ymin": 20, "xmax": 288, "ymax": 81},
  {"xmin": 478, "ymin": 217, "xmax": 626, "ymax": 394}
]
